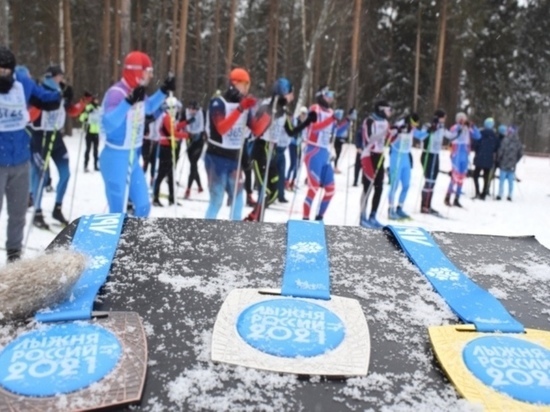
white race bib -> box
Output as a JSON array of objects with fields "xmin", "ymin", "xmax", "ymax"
[{"xmin": 0, "ymin": 80, "xmax": 29, "ymax": 132}]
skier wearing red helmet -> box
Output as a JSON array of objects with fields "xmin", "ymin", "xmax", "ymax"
[{"xmin": 99, "ymin": 51, "xmax": 176, "ymax": 216}]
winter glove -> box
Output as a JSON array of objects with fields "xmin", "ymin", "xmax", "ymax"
[
  {"xmin": 33, "ymin": 152, "xmax": 44, "ymax": 169},
  {"xmin": 238, "ymin": 96, "xmax": 257, "ymax": 112},
  {"xmin": 125, "ymin": 86, "xmax": 146, "ymax": 105},
  {"xmin": 60, "ymin": 83, "xmax": 73, "ymax": 103},
  {"xmin": 187, "ymin": 117, "xmax": 196, "ymax": 125},
  {"xmin": 160, "ymin": 75, "xmax": 176, "ymax": 94},
  {"xmin": 307, "ymin": 111, "xmax": 317, "ymax": 123}
]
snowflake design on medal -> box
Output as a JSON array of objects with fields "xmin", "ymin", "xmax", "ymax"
[
  {"xmin": 89, "ymin": 255, "xmax": 109, "ymax": 269},
  {"xmin": 426, "ymin": 267, "xmax": 460, "ymax": 282},
  {"xmin": 289, "ymin": 241, "xmax": 323, "ymax": 263}
]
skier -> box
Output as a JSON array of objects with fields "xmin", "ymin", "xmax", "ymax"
[
  {"xmin": 276, "ymin": 101, "xmax": 291, "ymax": 203},
  {"xmin": 245, "ymin": 77, "xmax": 294, "ymax": 221},
  {"xmin": 359, "ymin": 100, "xmax": 393, "ymax": 228},
  {"xmin": 204, "ymin": 67, "xmax": 260, "ymax": 220},
  {"xmin": 184, "ymin": 100, "xmax": 205, "ymax": 199},
  {"xmin": 0, "ymin": 47, "xmax": 62, "ymax": 261},
  {"xmin": 99, "ymin": 51, "xmax": 175, "ymax": 217},
  {"xmin": 29, "ymin": 64, "xmax": 88, "ymax": 229},
  {"xmin": 472, "ymin": 117, "xmax": 499, "ymax": 200},
  {"xmin": 420, "ymin": 109, "xmax": 456, "ymax": 215},
  {"xmin": 496, "ymin": 126, "xmax": 522, "ymax": 201},
  {"xmin": 285, "ymin": 106, "xmax": 308, "ymax": 191},
  {"xmin": 444, "ymin": 112, "xmax": 481, "ymax": 207},
  {"xmin": 79, "ymin": 93, "xmax": 101, "ymax": 172},
  {"xmin": 288, "ymin": 86, "xmax": 337, "ymax": 221},
  {"xmin": 387, "ymin": 113, "xmax": 428, "ymax": 220},
  {"xmin": 332, "ymin": 109, "xmax": 352, "ymax": 173},
  {"xmin": 153, "ymin": 96, "xmax": 189, "ymax": 206}
]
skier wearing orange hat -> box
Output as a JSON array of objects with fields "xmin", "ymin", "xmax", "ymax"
[
  {"xmin": 99, "ymin": 51, "xmax": 176, "ymax": 217},
  {"xmin": 205, "ymin": 67, "xmax": 269, "ymax": 220}
]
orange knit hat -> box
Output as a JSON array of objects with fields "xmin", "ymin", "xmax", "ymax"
[{"xmin": 229, "ymin": 68, "xmax": 250, "ymax": 84}]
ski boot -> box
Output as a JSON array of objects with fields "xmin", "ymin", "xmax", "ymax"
[
  {"xmin": 396, "ymin": 206, "xmax": 411, "ymax": 220},
  {"xmin": 33, "ymin": 211, "xmax": 50, "ymax": 230},
  {"xmin": 198, "ymin": 186, "xmax": 204, "ymax": 193},
  {"xmin": 453, "ymin": 196, "xmax": 463, "ymax": 208},
  {"xmin": 6, "ymin": 249, "xmax": 21, "ymax": 263},
  {"xmin": 28, "ymin": 193, "xmax": 34, "ymax": 208},
  {"xmin": 388, "ymin": 208, "xmax": 401, "ymax": 221},
  {"xmin": 184, "ymin": 188, "xmax": 191, "ymax": 199},
  {"xmin": 362, "ymin": 214, "xmax": 383, "ymax": 229},
  {"xmin": 359, "ymin": 214, "xmax": 370, "ymax": 228},
  {"xmin": 127, "ymin": 201, "xmax": 135, "ymax": 215},
  {"xmin": 314, "ymin": 215, "xmax": 323, "ymax": 221},
  {"xmin": 94, "ymin": 162, "xmax": 100, "ymax": 171},
  {"xmin": 153, "ymin": 198, "xmax": 164, "ymax": 207},
  {"xmin": 421, "ymin": 206, "xmax": 431, "ymax": 214},
  {"xmin": 444, "ymin": 194, "xmax": 452, "ymax": 207},
  {"xmin": 52, "ymin": 203, "xmax": 69, "ymax": 226}
]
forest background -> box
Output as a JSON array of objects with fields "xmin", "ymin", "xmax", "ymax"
[{"xmin": 0, "ymin": 0, "xmax": 549, "ymax": 152}]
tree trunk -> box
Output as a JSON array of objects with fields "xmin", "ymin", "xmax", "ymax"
[
  {"xmin": 10, "ymin": 0, "xmax": 19, "ymax": 54},
  {"xmin": 62, "ymin": 0, "xmax": 74, "ymax": 135},
  {"xmin": 433, "ymin": 0, "xmax": 447, "ymax": 110},
  {"xmin": 157, "ymin": 2, "xmax": 168, "ymax": 81},
  {"xmin": 0, "ymin": 0, "xmax": 9, "ymax": 46},
  {"xmin": 193, "ymin": 0, "xmax": 203, "ymax": 98},
  {"xmin": 266, "ymin": 0, "xmax": 278, "ymax": 87},
  {"xmin": 120, "ymin": 0, "xmax": 131, "ymax": 58},
  {"xmin": 100, "ymin": 0, "xmax": 111, "ymax": 92},
  {"xmin": 59, "ymin": 0, "xmax": 64, "ymax": 68},
  {"xmin": 136, "ymin": 0, "xmax": 142, "ymax": 50},
  {"xmin": 225, "ymin": 0, "xmax": 238, "ymax": 75},
  {"xmin": 294, "ymin": 0, "xmax": 332, "ymax": 114},
  {"xmin": 413, "ymin": 1, "xmax": 422, "ymax": 112},
  {"xmin": 175, "ymin": 0, "xmax": 189, "ymax": 97},
  {"xmin": 63, "ymin": 0, "xmax": 73, "ymax": 82},
  {"xmin": 112, "ymin": 0, "xmax": 121, "ymax": 84},
  {"xmin": 347, "ymin": 0, "xmax": 361, "ymax": 111},
  {"xmin": 300, "ymin": 0, "xmax": 307, "ymax": 65},
  {"xmin": 209, "ymin": 0, "xmax": 221, "ymax": 94},
  {"xmin": 170, "ymin": 0, "xmax": 179, "ymax": 72}
]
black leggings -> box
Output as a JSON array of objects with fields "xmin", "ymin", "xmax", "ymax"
[
  {"xmin": 334, "ymin": 139, "xmax": 344, "ymax": 168},
  {"xmin": 186, "ymin": 136, "xmax": 204, "ymax": 190},
  {"xmin": 84, "ymin": 132, "xmax": 99, "ymax": 168},
  {"xmin": 154, "ymin": 145, "xmax": 175, "ymax": 201},
  {"xmin": 361, "ymin": 153, "xmax": 384, "ymax": 215},
  {"xmin": 473, "ymin": 166, "xmax": 491, "ymax": 196}
]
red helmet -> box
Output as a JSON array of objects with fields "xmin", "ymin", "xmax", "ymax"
[{"xmin": 122, "ymin": 51, "xmax": 153, "ymax": 88}]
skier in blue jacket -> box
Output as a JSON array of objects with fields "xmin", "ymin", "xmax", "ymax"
[
  {"xmin": 0, "ymin": 47, "xmax": 62, "ymax": 262},
  {"xmin": 387, "ymin": 113, "xmax": 428, "ymax": 220},
  {"xmin": 100, "ymin": 51, "xmax": 175, "ymax": 217}
]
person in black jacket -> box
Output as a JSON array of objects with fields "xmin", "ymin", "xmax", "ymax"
[{"xmin": 472, "ymin": 117, "xmax": 500, "ymax": 200}]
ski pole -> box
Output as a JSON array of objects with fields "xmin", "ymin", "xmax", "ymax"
[
  {"xmin": 288, "ymin": 138, "xmax": 304, "ymax": 220},
  {"xmin": 359, "ymin": 131, "xmax": 392, "ymax": 224},
  {"xmin": 168, "ymin": 92, "xmax": 178, "ymax": 217},
  {"xmin": 25, "ymin": 128, "xmax": 58, "ymax": 250},
  {"xmin": 68, "ymin": 123, "xmax": 86, "ymax": 221},
  {"xmin": 229, "ymin": 131, "xmax": 247, "ymax": 221},
  {"xmin": 344, "ymin": 120, "xmax": 355, "ymax": 225},
  {"xmin": 257, "ymin": 96, "xmax": 279, "ymax": 222},
  {"xmin": 123, "ymin": 103, "xmax": 142, "ymax": 214}
]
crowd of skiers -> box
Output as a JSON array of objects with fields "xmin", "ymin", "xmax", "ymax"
[{"xmin": 0, "ymin": 46, "xmax": 525, "ymax": 262}]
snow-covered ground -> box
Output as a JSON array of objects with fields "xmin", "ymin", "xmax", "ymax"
[
  {"xmin": 2, "ymin": 128, "xmax": 549, "ymax": 264},
  {"xmin": 1, "ymin": 129, "xmax": 549, "ymax": 411}
]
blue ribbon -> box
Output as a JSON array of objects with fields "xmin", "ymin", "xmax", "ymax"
[
  {"xmin": 385, "ymin": 225, "xmax": 524, "ymax": 333},
  {"xmin": 280, "ymin": 220, "xmax": 331, "ymax": 300},
  {"xmin": 35, "ymin": 214, "xmax": 125, "ymax": 322}
]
